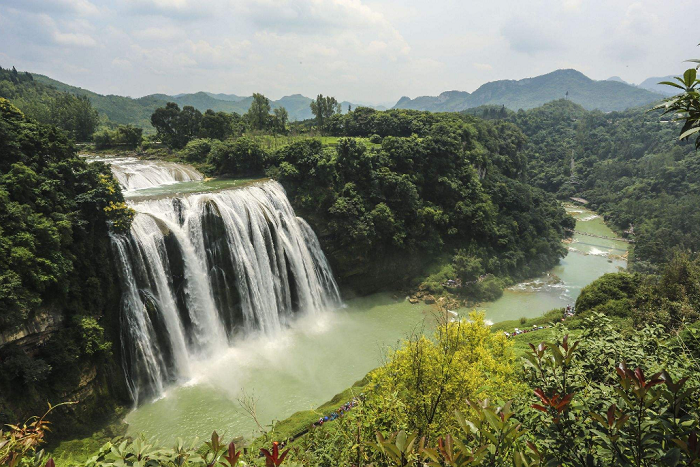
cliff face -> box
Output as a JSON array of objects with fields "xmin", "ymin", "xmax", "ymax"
[
  {"xmin": 0, "ymin": 246, "xmax": 130, "ymax": 435},
  {"xmin": 0, "ymin": 309, "xmax": 64, "ymax": 351}
]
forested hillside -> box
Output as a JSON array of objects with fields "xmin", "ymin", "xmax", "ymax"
[
  {"xmin": 185, "ymin": 108, "xmax": 573, "ymax": 294},
  {"xmin": 0, "ymin": 67, "xmax": 100, "ymax": 141},
  {"xmin": 395, "ymin": 69, "xmax": 665, "ymax": 113},
  {"xmin": 0, "ymin": 98, "xmax": 130, "ymax": 428},
  {"xmin": 505, "ymin": 99, "xmax": 698, "ymax": 271}
]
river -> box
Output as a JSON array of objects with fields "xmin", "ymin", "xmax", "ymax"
[{"xmin": 123, "ymin": 204, "xmax": 627, "ymax": 443}]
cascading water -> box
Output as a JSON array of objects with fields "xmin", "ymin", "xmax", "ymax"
[
  {"xmin": 97, "ymin": 156, "xmax": 341, "ymax": 404},
  {"xmin": 84, "ymin": 155, "xmax": 204, "ymax": 191}
]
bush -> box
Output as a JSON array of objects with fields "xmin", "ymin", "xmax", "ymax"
[
  {"xmin": 181, "ymin": 138, "xmax": 213, "ymax": 162},
  {"xmin": 576, "ymin": 272, "xmax": 639, "ymax": 315},
  {"xmin": 369, "ymin": 133, "xmax": 382, "ymax": 144},
  {"xmin": 207, "ymin": 137, "xmax": 267, "ymax": 176},
  {"xmin": 93, "ymin": 125, "xmax": 142, "ymax": 149}
]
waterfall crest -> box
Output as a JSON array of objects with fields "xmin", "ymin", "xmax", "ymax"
[
  {"xmin": 85, "ymin": 155, "xmax": 204, "ymax": 191},
  {"xmin": 111, "ymin": 180, "xmax": 341, "ymax": 404}
]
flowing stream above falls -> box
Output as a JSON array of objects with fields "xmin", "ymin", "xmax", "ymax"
[{"xmin": 88, "ymin": 155, "xmax": 626, "ymax": 443}]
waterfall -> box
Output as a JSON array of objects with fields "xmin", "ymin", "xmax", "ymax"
[
  {"xmin": 84, "ymin": 155, "xmax": 204, "ymax": 191},
  {"xmin": 110, "ymin": 180, "xmax": 341, "ymax": 404}
]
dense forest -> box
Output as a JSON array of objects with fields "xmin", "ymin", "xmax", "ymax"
[
  {"xmin": 0, "ymin": 67, "xmax": 100, "ymax": 141},
  {"xmin": 493, "ymin": 99, "xmax": 697, "ymax": 272},
  {"xmin": 174, "ymin": 108, "xmax": 573, "ymax": 296},
  {"xmin": 0, "ymin": 98, "xmax": 131, "ymax": 429}
]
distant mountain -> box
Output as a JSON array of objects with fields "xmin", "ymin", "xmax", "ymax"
[
  {"xmin": 31, "ymin": 73, "xmax": 379, "ymax": 128},
  {"xmin": 204, "ymin": 92, "xmax": 246, "ymax": 102},
  {"xmin": 638, "ymin": 76, "xmax": 678, "ymax": 97},
  {"xmin": 606, "ymin": 76, "xmax": 628, "ymax": 84},
  {"xmin": 394, "ymin": 69, "xmax": 665, "ymax": 113}
]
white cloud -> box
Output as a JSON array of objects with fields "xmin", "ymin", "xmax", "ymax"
[
  {"xmin": 1, "ymin": 0, "xmax": 699, "ymax": 103},
  {"xmin": 3, "ymin": 0, "xmax": 99, "ymax": 16},
  {"xmin": 111, "ymin": 57, "xmax": 133, "ymax": 70},
  {"xmin": 134, "ymin": 25, "xmax": 184, "ymax": 41}
]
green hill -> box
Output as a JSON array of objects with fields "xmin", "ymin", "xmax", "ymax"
[
  {"xmin": 31, "ymin": 73, "xmax": 372, "ymax": 125},
  {"xmin": 32, "ymin": 73, "xmax": 164, "ymax": 130},
  {"xmin": 394, "ymin": 69, "xmax": 665, "ymax": 113}
]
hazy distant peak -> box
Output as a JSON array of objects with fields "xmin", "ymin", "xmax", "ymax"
[
  {"xmin": 606, "ymin": 76, "xmax": 628, "ymax": 84},
  {"xmin": 393, "ymin": 68, "xmax": 663, "ymax": 113},
  {"xmin": 638, "ymin": 75, "xmax": 679, "ymax": 97}
]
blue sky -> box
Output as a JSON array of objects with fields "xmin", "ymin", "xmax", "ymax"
[{"xmin": 0, "ymin": 0, "xmax": 698, "ymax": 104}]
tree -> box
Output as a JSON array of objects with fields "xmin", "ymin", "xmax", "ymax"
[
  {"xmin": 200, "ymin": 109, "xmax": 233, "ymax": 140},
  {"xmin": 373, "ymin": 312, "xmax": 518, "ymax": 437},
  {"xmin": 93, "ymin": 125, "xmax": 142, "ymax": 149},
  {"xmin": 47, "ymin": 94, "xmax": 98, "ymax": 141},
  {"xmin": 150, "ymin": 103, "xmax": 201, "ymax": 149},
  {"xmin": 657, "ymin": 54, "xmax": 700, "ymax": 149},
  {"xmin": 272, "ymin": 107, "xmax": 288, "ymax": 135},
  {"xmin": 151, "ymin": 102, "xmax": 182, "ymax": 148},
  {"xmin": 247, "ymin": 93, "xmax": 271, "ymax": 131},
  {"xmin": 452, "ymin": 249, "xmax": 483, "ymax": 283},
  {"xmin": 310, "ymin": 94, "xmax": 341, "ymax": 134}
]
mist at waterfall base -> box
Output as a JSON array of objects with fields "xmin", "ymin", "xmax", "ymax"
[{"xmin": 91, "ymin": 155, "xmax": 626, "ymax": 443}]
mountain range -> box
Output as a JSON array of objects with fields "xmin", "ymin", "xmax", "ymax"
[
  {"xmin": 31, "ymin": 74, "xmax": 382, "ymax": 128},
  {"xmin": 394, "ymin": 69, "xmax": 667, "ymax": 113},
  {"xmin": 16, "ymin": 68, "xmax": 676, "ymax": 132}
]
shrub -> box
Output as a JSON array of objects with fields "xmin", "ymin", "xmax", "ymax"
[{"xmin": 181, "ymin": 138, "xmax": 213, "ymax": 162}]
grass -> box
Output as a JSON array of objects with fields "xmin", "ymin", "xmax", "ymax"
[{"xmin": 243, "ymin": 133, "xmax": 379, "ymax": 151}]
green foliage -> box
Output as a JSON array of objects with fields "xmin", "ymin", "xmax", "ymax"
[
  {"xmin": 655, "ymin": 58, "xmax": 700, "ymax": 149},
  {"xmin": 199, "ymin": 109, "xmax": 236, "ymax": 140},
  {"xmin": 576, "ymin": 272, "xmax": 640, "ymax": 318},
  {"xmin": 150, "ymin": 103, "xmax": 202, "ymax": 149},
  {"xmin": 181, "ymin": 138, "xmax": 215, "ymax": 163},
  {"xmin": 505, "ymin": 98, "xmax": 698, "ymax": 270},
  {"xmin": 246, "ymin": 93, "xmax": 272, "ymax": 131},
  {"xmin": 93, "ymin": 125, "xmax": 143, "ymax": 149},
  {"xmin": 0, "ymin": 98, "xmax": 128, "ymax": 425},
  {"xmin": 0, "ymin": 68, "xmax": 99, "ymax": 141},
  {"xmin": 309, "ymin": 95, "xmax": 341, "ymax": 134},
  {"xmin": 272, "ymin": 107, "xmax": 289, "ymax": 135},
  {"xmin": 207, "ymin": 137, "xmax": 268, "ymax": 176},
  {"xmin": 254, "ymin": 110, "xmax": 571, "ymax": 291},
  {"xmin": 634, "ymin": 251, "xmax": 700, "ymax": 331},
  {"xmin": 452, "ymin": 250, "xmax": 484, "ymax": 283},
  {"xmin": 574, "ymin": 251, "xmax": 700, "ymax": 332}
]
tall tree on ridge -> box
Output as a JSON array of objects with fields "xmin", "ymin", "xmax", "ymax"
[
  {"xmin": 310, "ymin": 94, "xmax": 341, "ymax": 134},
  {"xmin": 247, "ymin": 93, "xmax": 271, "ymax": 131}
]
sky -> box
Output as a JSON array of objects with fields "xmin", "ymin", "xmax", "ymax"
[{"xmin": 0, "ymin": 0, "xmax": 698, "ymax": 105}]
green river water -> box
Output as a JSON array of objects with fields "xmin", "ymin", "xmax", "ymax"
[{"xmin": 124, "ymin": 204, "xmax": 627, "ymax": 443}]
